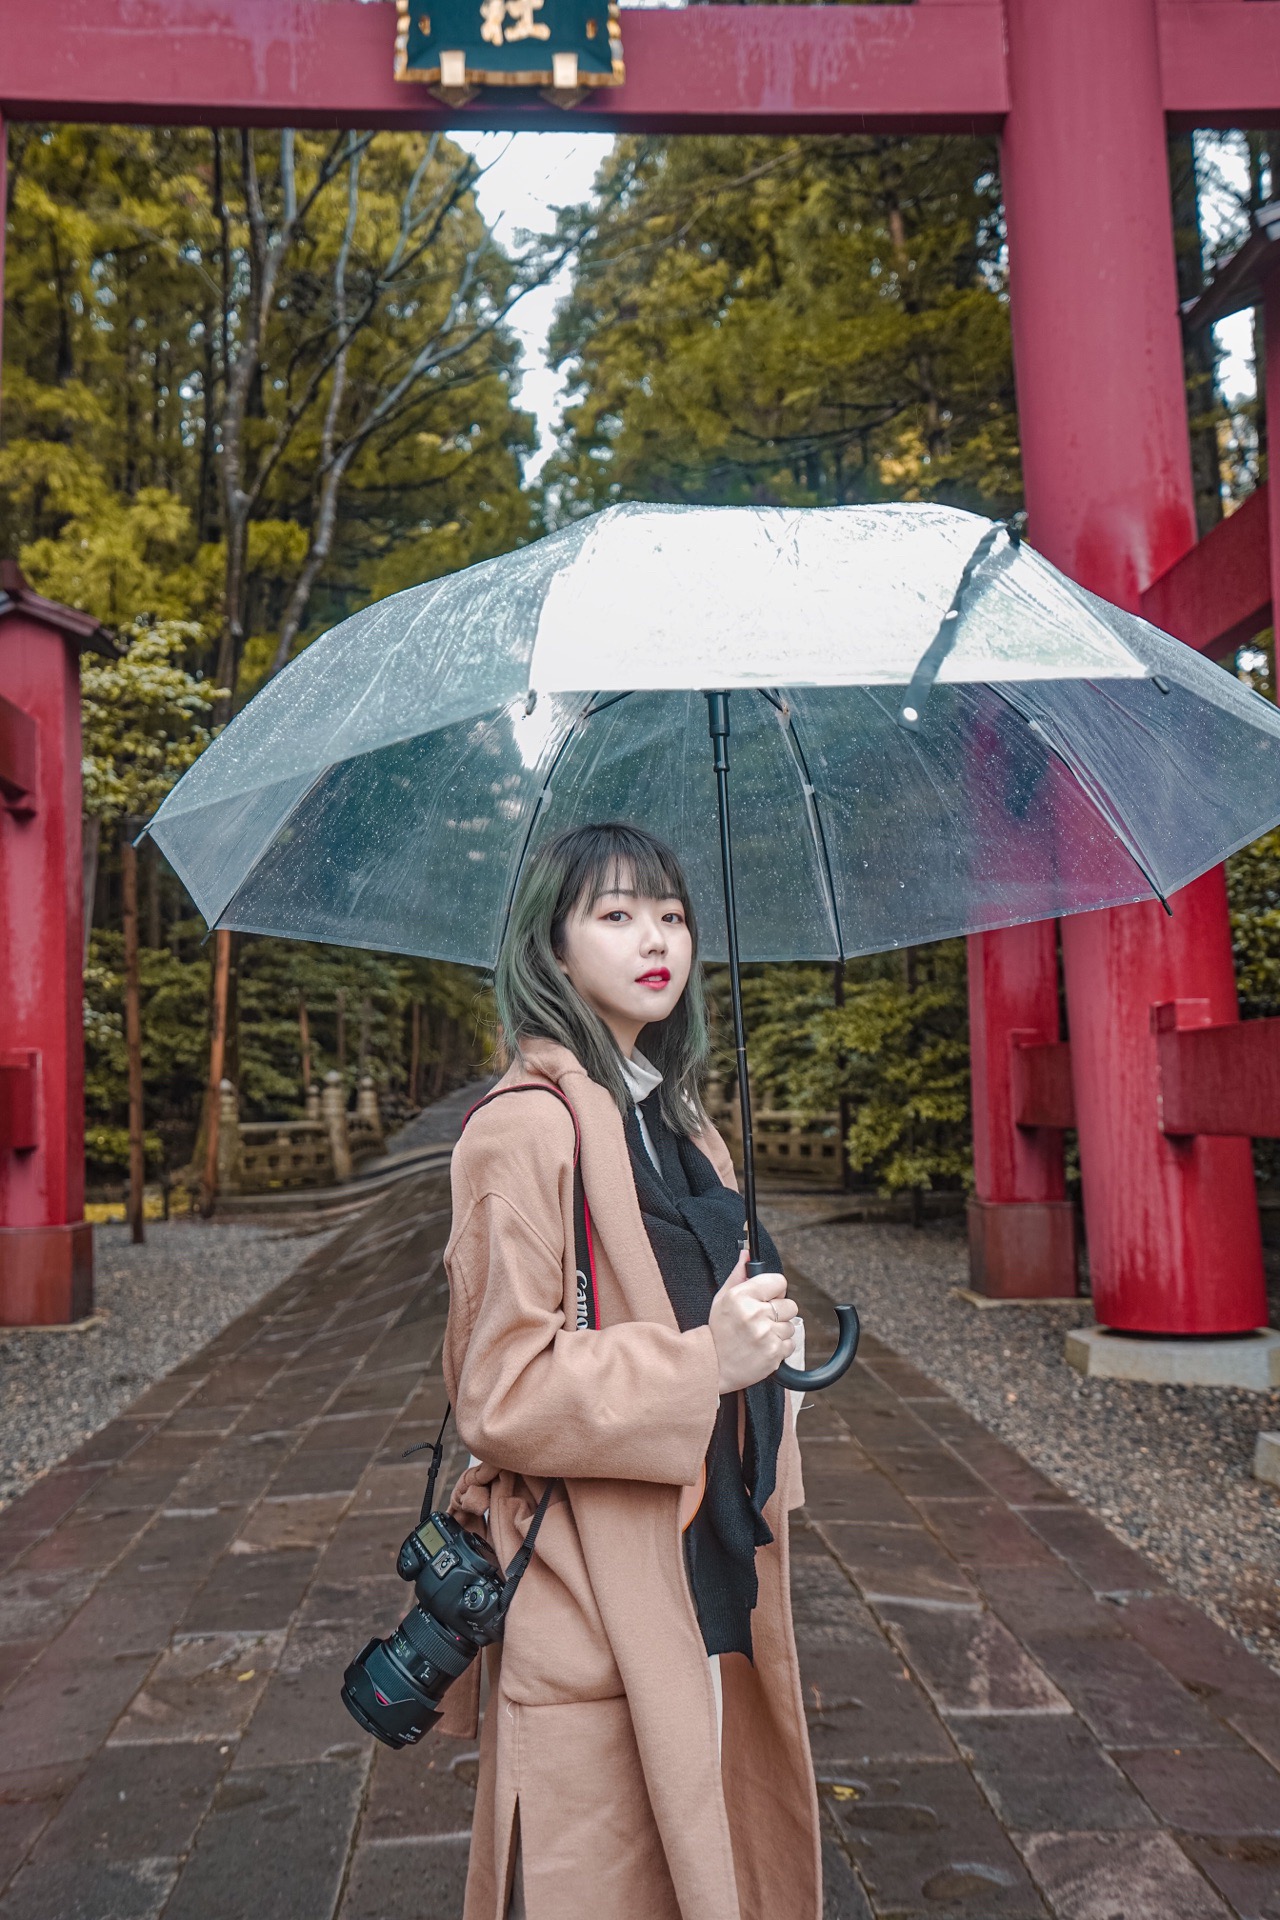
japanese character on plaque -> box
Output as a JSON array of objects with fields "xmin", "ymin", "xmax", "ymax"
[{"xmin": 395, "ymin": 0, "xmax": 624, "ymax": 95}]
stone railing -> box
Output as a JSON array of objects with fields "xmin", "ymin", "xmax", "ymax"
[
  {"xmin": 704, "ymin": 1085, "xmax": 842, "ymax": 1186},
  {"xmin": 216, "ymin": 1071, "xmax": 385, "ymax": 1193}
]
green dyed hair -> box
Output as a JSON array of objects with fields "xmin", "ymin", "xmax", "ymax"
[{"xmin": 495, "ymin": 821, "xmax": 710, "ymax": 1136}]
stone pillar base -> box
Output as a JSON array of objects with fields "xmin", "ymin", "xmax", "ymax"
[
  {"xmin": 0, "ymin": 1222, "xmax": 94, "ymax": 1325},
  {"xmin": 1067, "ymin": 1325, "xmax": 1280, "ymax": 1390},
  {"xmin": 966, "ymin": 1197, "xmax": 1077, "ymax": 1300}
]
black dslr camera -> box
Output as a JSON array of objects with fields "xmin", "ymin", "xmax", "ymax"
[
  {"xmin": 341, "ymin": 1508, "xmax": 510, "ymax": 1748},
  {"xmin": 340, "ymin": 1417, "xmax": 552, "ymax": 1750}
]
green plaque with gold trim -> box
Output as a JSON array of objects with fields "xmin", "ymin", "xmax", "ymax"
[{"xmin": 395, "ymin": 0, "xmax": 624, "ymax": 95}]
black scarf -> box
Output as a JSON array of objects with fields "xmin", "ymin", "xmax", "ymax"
[{"xmin": 623, "ymin": 1090, "xmax": 785, "ymax": 1660}]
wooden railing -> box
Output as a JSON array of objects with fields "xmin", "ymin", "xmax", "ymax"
[
  {"xmin": 704, "ymin": 1089, "xmax": 842, "ymax": 1186},
  {"xmin": 216, "ymin": 1071, "xmax": 385, "ymax": 1193}
]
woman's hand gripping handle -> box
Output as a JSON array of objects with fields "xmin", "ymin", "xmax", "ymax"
[
  {"xmin": 709, "ymin": 1252, "xmax": 861, "ymax": 1395},
  {"xmin": 708, "ymin": 1250, "xmax": 799, "ymax": 1394}
]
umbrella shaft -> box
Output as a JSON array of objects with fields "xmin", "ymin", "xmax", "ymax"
[{"xmin": 707, "ymin": 692, "xmax": 761, "ymax": 1268}]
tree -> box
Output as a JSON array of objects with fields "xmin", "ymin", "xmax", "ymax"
[
  {"xmin": 1, "ymin": 123, "xmax": 546, "ymax": 697},
  {"xmin": 80, "ymin": 621, "xmax": 223, "ymax": 1236},
  {"xmin": 546, "ymin": 134, "xmax": 1018, "ymax": 516},
  {"xmin": 708, "ymin": 945, "xmax": 971, "ymax": 1205},
  {"xmin": 204, "ymin": 128, "xmax": 555, "ymax": 704},
  {"xmin": 3, "ymin": 122, "xmax": 534, "ymax": 1204},
  {"xmin": 1168, "ymin": 133, "xmax": 1225, "ymax": 540}
]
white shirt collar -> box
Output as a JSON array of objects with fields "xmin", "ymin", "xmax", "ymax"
[{"xmin": 620, "ymin": 1047, "xmax": 663, "ymax": 1106}]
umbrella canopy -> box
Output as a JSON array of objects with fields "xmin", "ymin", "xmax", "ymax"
[{"xmin": 148, "ymin": 501, "xmax": 1280, "ymax": 966}]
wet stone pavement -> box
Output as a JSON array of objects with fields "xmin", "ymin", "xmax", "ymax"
[{"xmin": 1, "ymin": 1168, "xmax": 1279, "ymax": 1919}]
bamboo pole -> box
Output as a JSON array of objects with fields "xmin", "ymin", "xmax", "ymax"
[
  {"xmin": 121, "ymin": 835, "xmax": 146, "ymax": 1245},
  {"xmin": 200, "ymin": 929, "xmax": 233, "ymax": 1216}
]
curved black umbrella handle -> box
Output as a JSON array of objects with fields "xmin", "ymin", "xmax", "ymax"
[{"xmin": 776, "ymin": 1303, "xmax": 860, "ymax": 1393}]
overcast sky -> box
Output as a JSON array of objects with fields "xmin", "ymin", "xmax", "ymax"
[{"xmin": 455, "ymin": 132, "xmax": 612, "ymax": 479}]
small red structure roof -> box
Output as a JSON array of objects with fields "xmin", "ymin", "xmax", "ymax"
[{"xmin": 0, "ymin": 561, "xmax": 116, "ymax": 656}]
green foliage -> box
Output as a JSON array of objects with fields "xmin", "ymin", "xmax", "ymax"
[
  {"xmin": 709, "ymin": 944, "xmax": 971, "ymax": 1194},
  {"xmin": 1225, "ymin": 829, "xmax": 1280, "ymax": 1186},
  {"xmin": 1, "ymin": 122, "xmax": 539, "ymax": 675},
  {"xmin": 547, "ymin": 135, "xmax": 1017, "ymax": 515},
  {"xmin": 84, "ymin": 928, "xmax": 212, "ymax": 1178},
  {"xmin": 4, "ymin": 122, "xmax": 525, "ymax": 1188},
  {"xmin": 1229, "ymin": 828, "xmax": 1280, "ymax": 1020},
  {"xmin": 81, "ymin": 620, "xmax": 223, "ymax": 826},
  {"xmin": 83, "ymin": 924, "xmax": 494, "ymax": 1182},
  {"xmin": 235, "ymin": 941, "xmax": 494, "ymax": 1120}
]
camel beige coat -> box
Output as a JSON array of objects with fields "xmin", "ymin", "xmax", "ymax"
[{"xmin": 439, "ymin": 1039, "xmax": 821, "ymax": 1920}]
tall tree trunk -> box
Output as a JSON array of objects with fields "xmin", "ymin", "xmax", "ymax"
[
  {"xmin": 299, "ymin": 994, "xmax": 312, "ymax": 1093},
  {"xmin": 121, "ymin": 836, "xmax": 147, "ymax": 1245},
  {"xmin": 145, "ymin": 842, "xmax": 162, "ymax": 948},
  {"xmin": 1168, "ymin": 133, "xmax": 1223, "ymax": 538},
  {"xmin": 200, "ymin": 929, "xmax": 233, "ymax": 1215},
  {"xmin": 1247, "ymin": 134, "xmax": 1279, "ymax": 467},
  {"xmin": 224, "ymin": 933, "xmax": 241, "ymax": 1095},
  {"xmin": 833, "ymin": 961, "xmax": 853, "ymax": 1192},
  {"xmin": 409, "ymin": 999, "xmax": 421, "ymax": 1107},
  {"xmin": 82, "ymin": 815, "xmax": 100, "ymax": 964},
  {"xmin": 336, "ymin": 987, "xmax": 347, "ymax": 1076}
]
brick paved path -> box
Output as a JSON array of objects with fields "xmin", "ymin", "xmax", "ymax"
[{"xmin": 2, "ymin": 1168, "xmax": 1279, "ymax": 1919}]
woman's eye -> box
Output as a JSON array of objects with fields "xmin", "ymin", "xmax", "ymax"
[
  {"xmin": 664, "ymin": 912, "xmax": 685, "ymax": 925},
  {"xmin": 604, "ymin": 910, "xmax": 628, "ymax": 923}
]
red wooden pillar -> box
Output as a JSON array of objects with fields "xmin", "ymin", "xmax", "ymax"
[
  {"xmin": 1000, "ymin": 0, "xmax": 1266, "ymax": 1335},
  {"xmin": 967, "ymin": 923, "xmax": 1075, "ymax": 1298},
  {"xmin": 0, "ymin": 567, "xmax": 109, "ymax": 1323}
]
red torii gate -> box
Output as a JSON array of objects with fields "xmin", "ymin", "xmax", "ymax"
[{"xmin": 2, "ymin": 0, "xmax": 1280, "ymax": 1334}]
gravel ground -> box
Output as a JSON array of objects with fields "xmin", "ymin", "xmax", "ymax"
[
  {"xmin": 0, "ymin": 1220, "xmax": 333, "ymax": 1510},
  {"xmin": 766, "ymin": 1196, "xmax": 1280, "ymax": 1675}
]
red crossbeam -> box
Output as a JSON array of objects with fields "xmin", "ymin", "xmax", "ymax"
[
  {"xmin": 1153, "ymin": 999, "xmax": 1280, "ymax": 1137},
  {"xmin": 0, "ymin": 1, "xmax": 1008, "ymax": 134},
  {"xmin": 3, "ymin": 1, "xmax": 1279, "ymax": 132},
  {"xmin": 1161, "ymin": 1, "xmax": 1280, "ymax": 131},
  {"xmin": 1016, "ymin": 1010, "xmax": 1280, "ymax": 1139},
  {"xmin": 1138, "ymin": 481, "xmax": 1271, "ymax": 657}
]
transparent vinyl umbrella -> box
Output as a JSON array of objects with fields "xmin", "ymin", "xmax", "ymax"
[{"xmin": 146, "ymin": 501, "xmax": 1280, "ymax": 1389}]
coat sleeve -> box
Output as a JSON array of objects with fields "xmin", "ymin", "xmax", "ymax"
[{"xmin": 445, "ymin": 1099, "xmax": 721, "ymax": 1487}]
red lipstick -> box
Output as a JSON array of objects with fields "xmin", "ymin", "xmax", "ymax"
[{"xmin": 636, "ymin": 968, "xmax": 671, "ymax": 988}]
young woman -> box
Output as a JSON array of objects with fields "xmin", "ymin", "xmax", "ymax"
[{"xmin": 440, "ymin": 821, "xmax": 822, "ymax": 1920}]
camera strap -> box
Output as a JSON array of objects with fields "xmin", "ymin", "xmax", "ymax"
[{"xmin": 403, "ymin": 1082, "xmax": 598, "ymax": 1601}]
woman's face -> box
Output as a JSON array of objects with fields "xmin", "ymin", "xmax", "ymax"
[{"xmin": 557, "ymin": 865, "xmax": 694, "ymax": 1056}]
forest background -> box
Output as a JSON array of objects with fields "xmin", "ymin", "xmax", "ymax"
[{"xmin": 3, "ymin": 118, "xmax": 1279, "ymax": 1207}]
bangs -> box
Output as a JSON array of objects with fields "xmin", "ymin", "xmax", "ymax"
[{"xmin": 566, "ymin": 826, "xmax": 691, "ymax": 920}]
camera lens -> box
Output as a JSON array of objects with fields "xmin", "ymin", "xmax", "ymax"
[{"xmin": 341, "ymin": 1603, "xmax": 474, "ymax": 1749}]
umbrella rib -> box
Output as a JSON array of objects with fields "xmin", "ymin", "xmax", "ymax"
[
  {"xmin": 499, "ymin": 693, "xmax": 606, "ymax": 939},
  {"xmin": 988, "ymin": 684, "xmax": 1174, "ymax": 914},
  {"xmin": 758, "ymin": 689, "xmax": 845, "ymax": 960},
  {"xmin": 898, "ymin": 515, "xmax": 1023, "ymax": 732}
]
